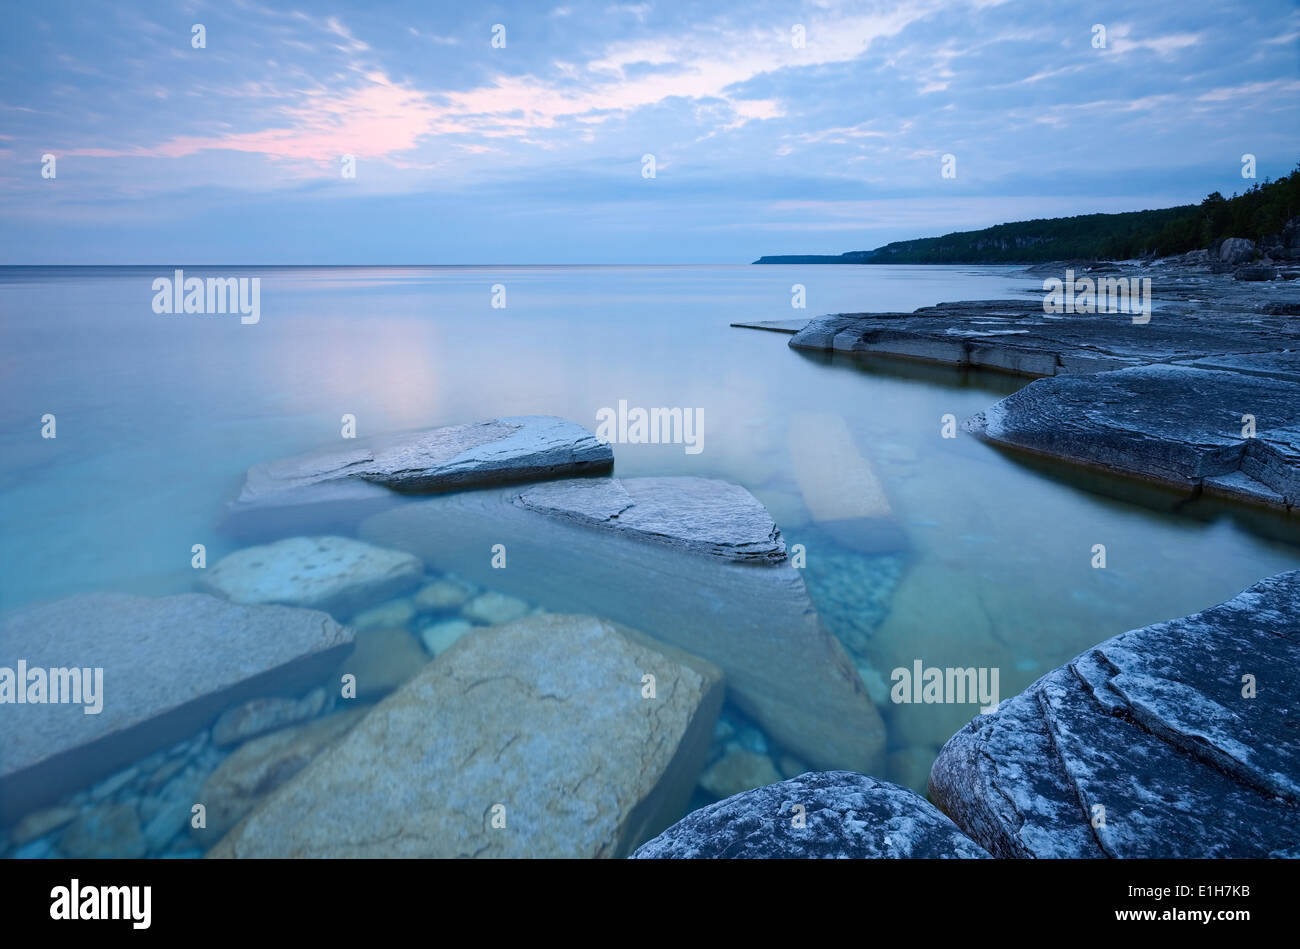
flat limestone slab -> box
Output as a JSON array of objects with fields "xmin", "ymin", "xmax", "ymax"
[
  {"xmin": 632, "ymin": 771, "xmax": 989, "ymax": 858},
  {"xmin": 223, "ymin": 416, "xmax": 613, "ymax": 537},
  {"xmin": 209, "ymin": 614, "xmax": 723, "ymax": 858},
  {"xmin": 788, "ymin": 298, "xmax": 1300, "ymax": 378},
  {"xmin": 199, "ymin": 535, "xmax": 424, "ymax": 617},
  {"xmin": 0, "ymin": 593, "xmax": 353, "ymax": 822},
  {"xmin": 516, "ymin": 477, "xmax": 785, "ymax": 564},
  {"xmin": 786, "ymin": 411, "xmax": 905, "ymax": 554},
  {"xmin": 966, "ymin": 364, "xmax": 1300, "ymax": 510},
  {"xmin": 730, "ymin": 319, "xmax": 812, "ymax": 334},
  {"xmin": 929, "ymin": 571, "xmax": 1300, "ymax": 858},
  {"xmin": 360, "ymin": 477, "xmax": 886, "ymax": 772}
]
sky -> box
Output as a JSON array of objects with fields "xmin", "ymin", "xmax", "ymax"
[{"xmin": 1, "ymin": 0, "xmax": 1297, "ymax": 264}]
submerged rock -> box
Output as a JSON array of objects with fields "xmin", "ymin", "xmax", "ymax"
[
  {"xmin": 209, "ymin": 614, "xmax": 724, "ymax": 858},
  {"xmin": 360, "ymin": 477, "xmax": 886, "ymax": 772},
  {"xmin": 631, "ymin": 771, "xmax": 989, "ymax": 858},
  {"xmin": 211, "ymin": 688, "xmax": 328, "ymax": 748},
  {"xmin": 786, "ymin": 411, "xmax": 905, "ymax": 554},
  {"xmin": 9, "ymin": 805, "xmax": 78, "ymax": 847},
  {"xmin": 0, "ymin": 593, "xmax": 353, "ymax": 823},
  {"xmin": 699, "ymin": 749, "xmax": 783, "ymax": 799},
  {"xmin": 413, "ymin": 577, "xmax": 474, "ymax": 612},
  {"xmin": 967, "ymin": 364, "xmax": 1300, "ymax": 510},
  {"xmin": 223, "ymin": 416, "xmax": 613, "ymax": 536},
  {"xmin": 349, "ymin": 597, "xmax": 417, "ymax": 631},
  {"xmin": 195, "ymin": 709, "xmax": 365, "ymax": 843},
  {"xmin": 461, "ymin": 591, "xmax": 530, "ymax": 625},
  {"xmin": 418, "ymin": 618, "xmax": 474, "ymax": 656},
  {"xmin": 59, "ymin": 802, "xmax": 147, "ymax": 859},
  {"xmin": 336, "ymin": 627, "xmax": 429, "ymax": 700},
  {"xmin": 200, "ymin": 535, "xmax": 423, "ymax": 617},
  {"xmin": 929, "ymin": 570, "xmax": 1300, "ymax": 858}
]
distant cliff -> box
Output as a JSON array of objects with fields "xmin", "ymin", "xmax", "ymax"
[{"xmin": 755, "ymin": 166, "xmax": 1299, "ymax": 264}]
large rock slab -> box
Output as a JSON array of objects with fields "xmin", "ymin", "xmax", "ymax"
[
  {"xmin": 929, "ymin": 571, "xmax": 1300, "ymax": 858},
  {"xmin": 199, "ymin": 535, "xmax": 424, "ymax": 616},
  {"xmin": 360, "ymin": 477, "xmax": 886, "ymax": 772},
  {"xmin": 0, "ymin": 593, "xmax": 353, "ymax": 822},
  {"xmin": 209, "ymin": 614, "xmax": 723, "ymax": 858},
  {"xmin": 966, "ymin": 364, "xmax": 1300, "ymax": 510},
  {"xmin": 515, "ymin": 476, "xmax": 785, "ymax": 564},
  {"xmin": 223, "ymin": 416, "xmax": 613, "ymax": 537},
  {"xmin": 788, "ymin": 294, "xmax": 1300, "ymax": 378},
  {"xmin": 631, "ymin": 771, "xmax": 989, "ymax": 858}
]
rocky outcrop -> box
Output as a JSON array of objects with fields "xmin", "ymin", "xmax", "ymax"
[
  {"xmin": 788, "ymin": 297, "xmax": 1300, "ymax": 379},
  {"xmin": 209, "ymin": 614, "xmax": 723, "ymax": 858},
  {"xmin": 223, "ymin": 416, "xmax": 613, "ymax": 536},
  {"xmin": 0, "ymin": 593, "xmax": 353, "ymax": 822},
  {"xmin": 929, "ymin": 571, "xmax": 1300, "ymax": 858},
  {"xmin": 1219, "ymin": 237, "xmax": 1256, "ymax": 265},
  {"xmin": 359, "ymin": 477, "xmax": 886, "ymax": 772},
  {"xmin": 200, "ymin": 535, "xmax": 423, "ymax": 616},
  {"xmin": 631, "ymin": 771, "xmax": 989, "ymax": 858},
  {"xmin": 966, "ymin": 364, "xmax": 1300, "ymax": 510}
]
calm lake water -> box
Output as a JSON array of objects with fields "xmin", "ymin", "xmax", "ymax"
[{"xmin": 2, "ymin": 264, "xmax": 1298, "ymax": 854}]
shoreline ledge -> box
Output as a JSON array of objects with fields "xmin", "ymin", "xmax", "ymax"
[
  {"xmin": 765, "ymin": 260, "xmax": 1300, "ymax": 511},
  {"xmin": 786, "ymin": 293, "xmax": 1300, "ymax": 379},
  {"xmin": 222, "ymin": 415, "xmax": 613, "ymax": 537},
  {"xmin": 928, "ymin": 570, "xmax": 1300, "ymax": 858},
  {"xmin": 967, "ymin": 364, "xmax": 1300, "ymax": 511}
]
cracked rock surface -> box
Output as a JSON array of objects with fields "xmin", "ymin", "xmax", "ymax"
[
  {"xmin": 928, "ymin": 570, "xmax": 1300, "ymax": 858},
  {"xmin": 516, "ymin": 476, "xmax": 786, "ymax": 564},
  {"xmin": 224, "ymin": 416, "xmax": 613, "ymax": 536},
  {"xmin": 632, "ymin": 771, "xmax": 989, "ymax": 858},
  {"xmin": 208, "ymin": 613, "xmax": 723, "ymax": 858}
]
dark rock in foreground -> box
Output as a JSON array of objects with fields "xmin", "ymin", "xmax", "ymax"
[
  {"xmin": 631, "ymin": 771, "xmax": 989, "ymax": 858},
  {"xmin": 223, "ymin": 416, "xmax": 612, "ymax": 536},
  {"xmin": 929, "ymin": 570, "xmax": 1300, "ymax": 858},
  {"xmin": 0, "ymin": 593, "xmax": 353, "ymax": 823},
  {"xmin": 967, "ymin": 364, "xmax": 1300, "ymax": 510}
]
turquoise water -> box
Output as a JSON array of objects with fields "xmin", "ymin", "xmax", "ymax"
[{"xmin": 2, "ymin": 264, "xmax": 1298, "ymax": 854}]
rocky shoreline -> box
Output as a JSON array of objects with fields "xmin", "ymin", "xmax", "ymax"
[
  {"xmin": 4, "ymin": 247, "xmax": 1299, "ymax": 858},
  {"xmin": 745, "ymin": 252, "xmax": 1300, "ymax": 514}
]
